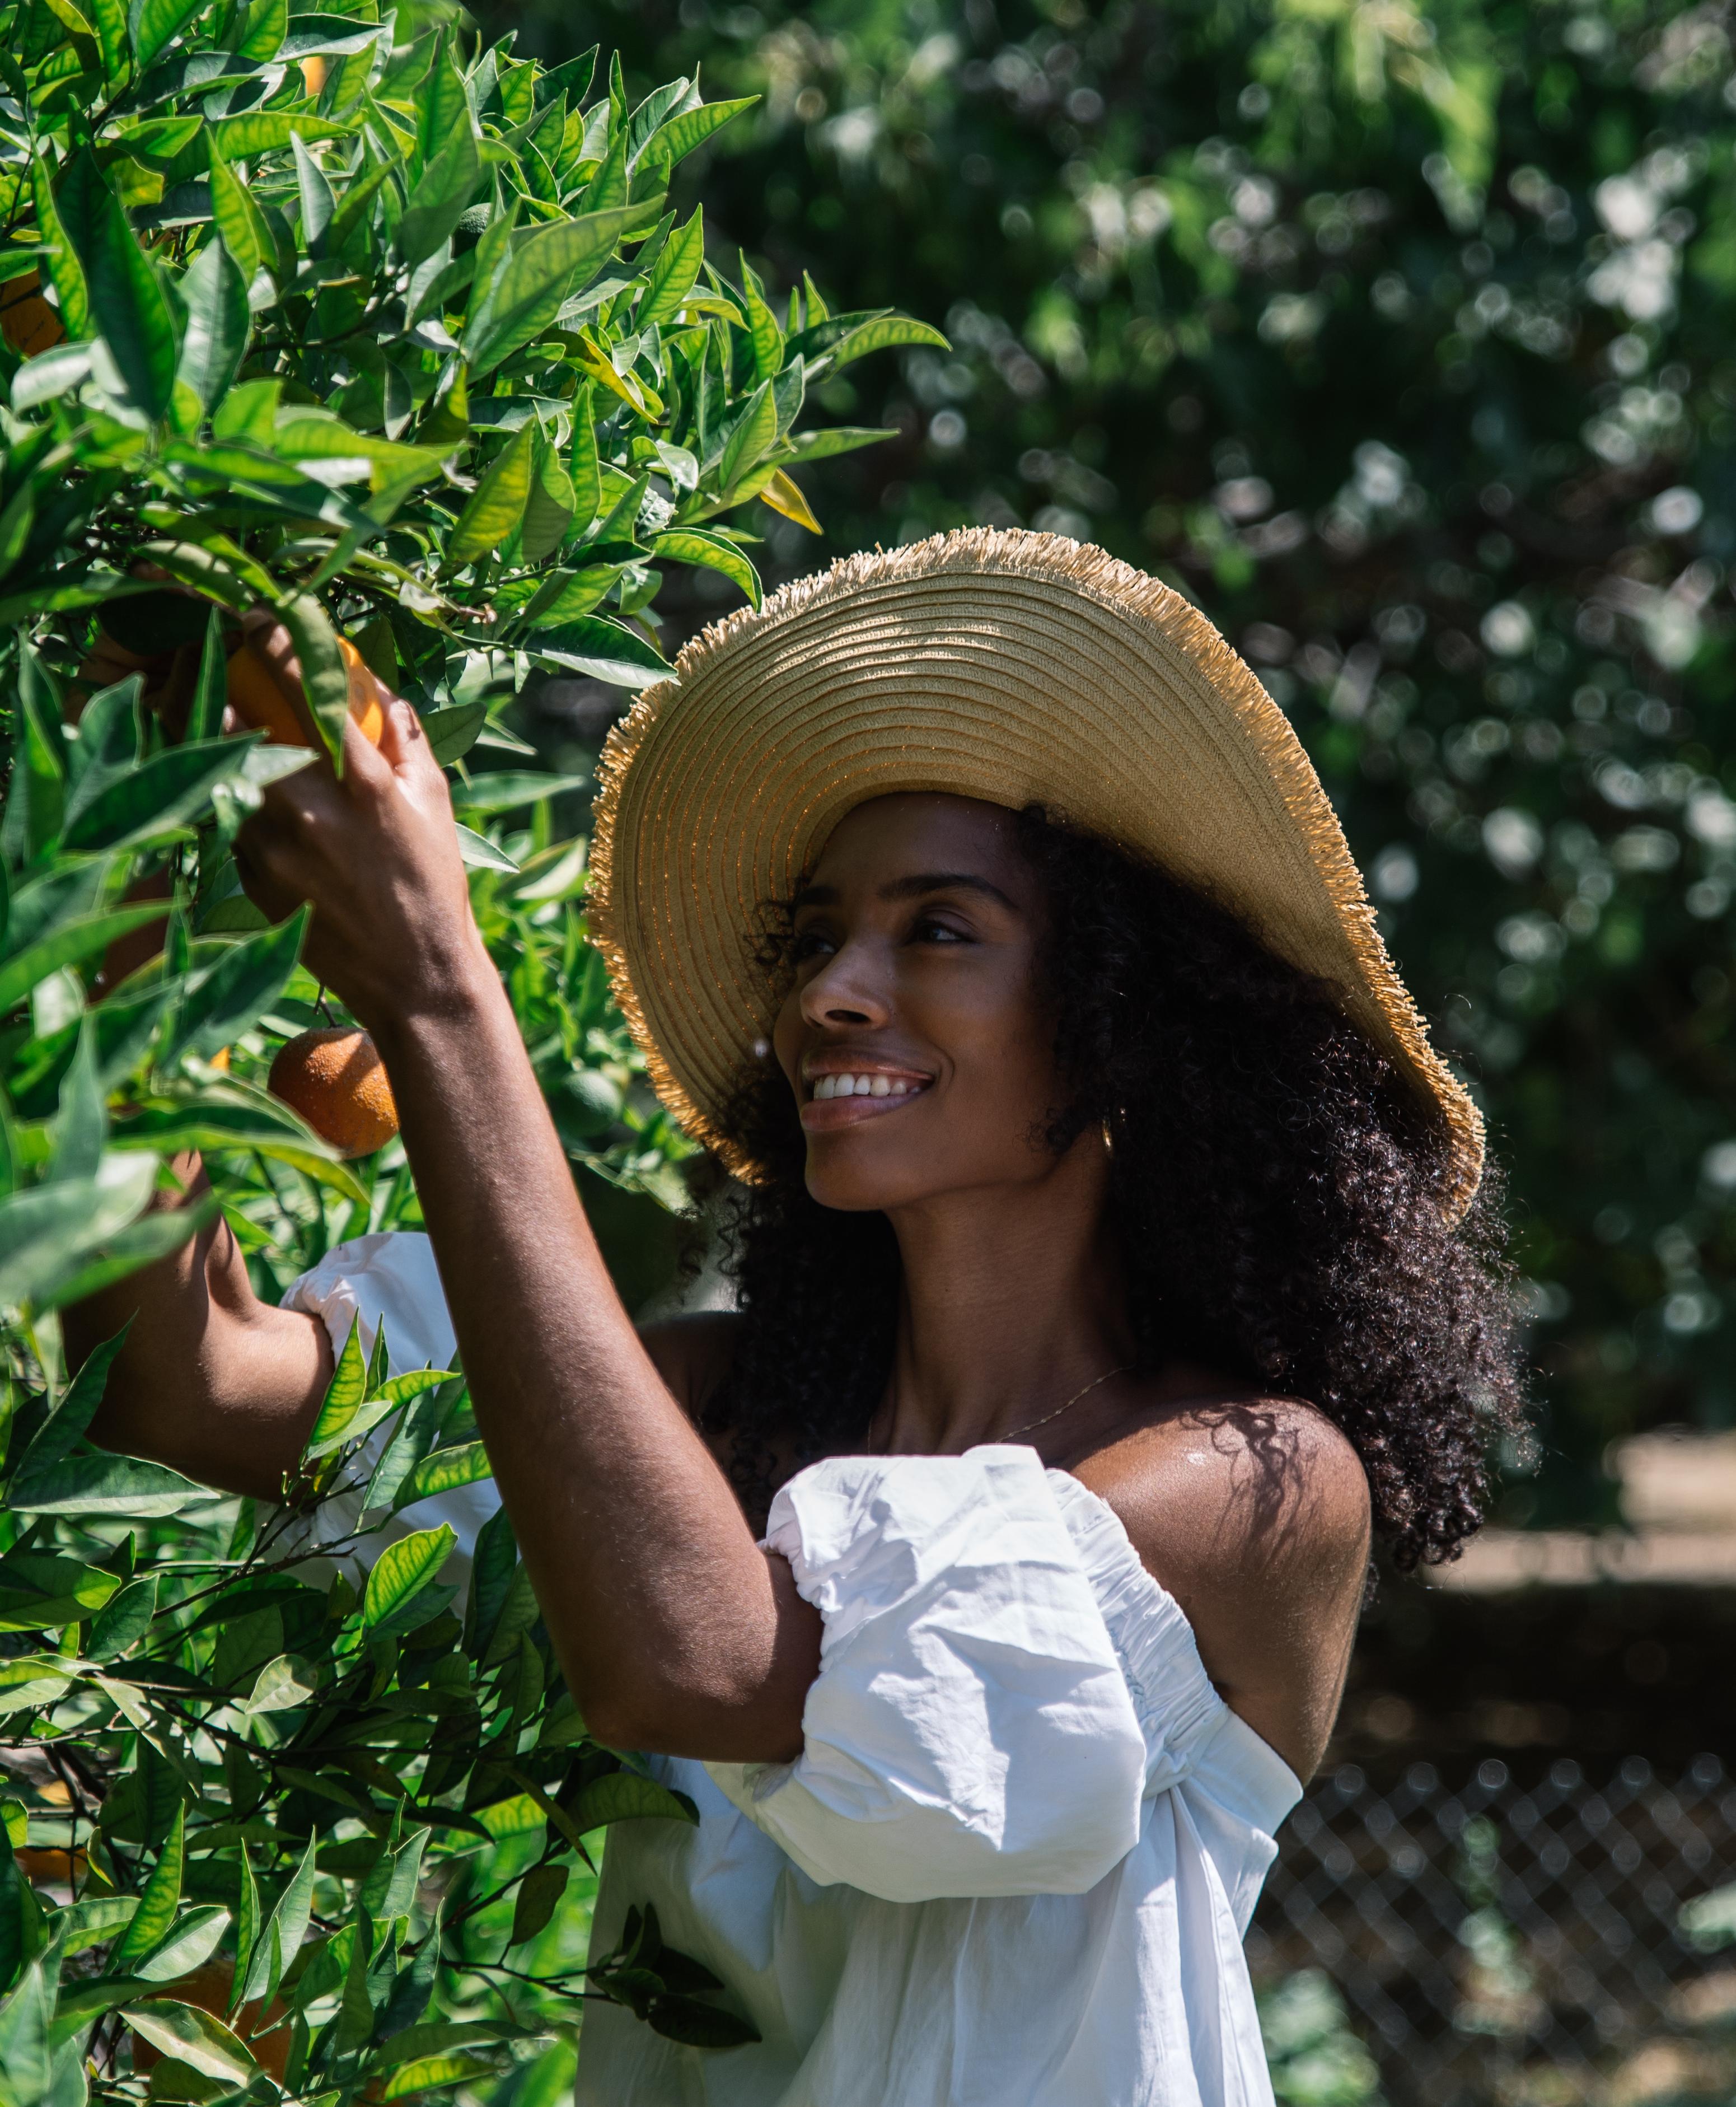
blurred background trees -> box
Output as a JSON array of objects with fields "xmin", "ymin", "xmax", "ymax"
[{"xmin": 474, "ymin": 0, "xmax": 1736, "ymax": 1536}]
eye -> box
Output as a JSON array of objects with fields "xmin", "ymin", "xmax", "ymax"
[
  {"xmin": 792, "ymin": 927, "xmax": 836, "ymax": 963},
  {"xmin": 911, "ymin": 914, "xmax": 969, "ymax": 945}
]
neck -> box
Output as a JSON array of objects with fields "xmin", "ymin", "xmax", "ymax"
[{"xmin": 875, "ymin": 1137, "xmax": 1133, "ymax": 1455}]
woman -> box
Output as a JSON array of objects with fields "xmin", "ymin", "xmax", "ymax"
[{"xmin": 73, "ymin": 530, "xmax": 1522, "ymax": 2105}]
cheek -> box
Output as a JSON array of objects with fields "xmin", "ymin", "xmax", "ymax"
[{"xmin": 770, "ymin": 986, "xmax": 806, "ymax": 1091}]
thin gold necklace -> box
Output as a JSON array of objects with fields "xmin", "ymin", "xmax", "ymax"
[{"xmin": 1000, "ymin": 1365, "xmax": 1133, "ymax": 1444}]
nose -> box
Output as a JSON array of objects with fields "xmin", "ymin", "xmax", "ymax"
[{"xmin": 799, "ymin": 935, "xmax": 891, "ymax": 1030}]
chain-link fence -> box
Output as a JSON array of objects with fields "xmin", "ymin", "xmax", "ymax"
[{"xmin": 1248, "ymin": 1756, "xmax": 1736, "ymax": 2106}]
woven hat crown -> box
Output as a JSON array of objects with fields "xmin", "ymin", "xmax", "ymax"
[{"xmin": 589, "ymin": 527, "xmax": 1482, "ymax": 1216}]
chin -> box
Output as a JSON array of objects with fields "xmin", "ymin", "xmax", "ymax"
[{"xmin": 802, "ymin": 1136, "xmax": 946, "ymax": 1214}]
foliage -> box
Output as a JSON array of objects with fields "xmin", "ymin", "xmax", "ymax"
[
  {"xmin": 504, "ymin": 0, "xmax": 1736, "ymax": 1529},
  {"xmin": 1257, "ymin": 1969, "xmax": 1384, "ymax": 2107},
  {"xmin": 0, "ymin": 0, "xmax": 933, "ymax": 2094}
]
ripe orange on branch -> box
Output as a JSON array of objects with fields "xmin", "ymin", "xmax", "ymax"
[
  {"xmin": 227, "ymin": 634, "xmax": 385, "ymax": 748},
  {"xmin": 269, "ymin": 1028, "xmax": 399, "ymax": 1158}
]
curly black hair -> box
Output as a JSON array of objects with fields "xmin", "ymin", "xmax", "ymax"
[{"xmin": 699, "ymin": 805, "xmax": 1523, "ymax": 1573}]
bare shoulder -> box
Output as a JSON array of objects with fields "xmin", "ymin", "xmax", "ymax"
[
  {"xmin": 1071, "ymin": 1393, "xmax": 1371, "ymax": 1780},
  {"xmin": 1074, "ymin": 1393, "xmax": 1368, "ymax": 1580},
  {"xmin": 638, "ymin": 1312, "xmax": 743, "ymax": 1423}
]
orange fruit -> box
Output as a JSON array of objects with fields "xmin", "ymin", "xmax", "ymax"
[
  {"xmin": 1, "ymin": 270, "xmax": 64, "ymax": 357},
  {"xmin": 301, "ymin": 53, "xmax": 327, "ymax": 95},
  {"xmin": 227, "ymin": 634, "xmax": 385, "ymax": 748},
  {"xmin": 129, "ymin": 1959, "xmax": 289, "ymax": 2082},
  {"xmin": 269, "ymin": 1029, "xmax": 399, "ymax": 1158}
]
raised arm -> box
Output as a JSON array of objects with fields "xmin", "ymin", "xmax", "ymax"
[
  {"xmin": 62, "ymin": 1157, "xmax": 333, "ymax": 1499},
  {"xmin": 231, "ymin": 619, "xmax": 820, "ymax": 1762}
]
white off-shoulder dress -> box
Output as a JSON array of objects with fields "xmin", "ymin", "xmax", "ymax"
[{"xmin": 284, "ymin": 1234, "xmax": 1304, "ymax": 2107}]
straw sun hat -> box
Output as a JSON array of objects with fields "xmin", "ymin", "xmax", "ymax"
[{"xmin": 589, "ymin": 527, "xmax": 1484, "ymax": 1218}]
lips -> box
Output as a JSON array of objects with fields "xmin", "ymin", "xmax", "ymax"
[{"xmin": 799, "ymin": 1061, "xmax": 932, "ymax": 1131}]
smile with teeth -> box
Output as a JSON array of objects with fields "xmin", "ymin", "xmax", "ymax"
[{"xmin": 809, "ymin": 1073, "xmax": 925, "ymax": 1100}]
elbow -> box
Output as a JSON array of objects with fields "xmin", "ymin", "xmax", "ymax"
[{"xmin": 575, "ymin": 1675, "xmax": 807, "ymax": 1765}]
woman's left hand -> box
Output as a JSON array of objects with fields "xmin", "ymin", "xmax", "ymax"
[{"xmin": 231, "ymin": 610, "xmax": 489, "ymax": 1033}]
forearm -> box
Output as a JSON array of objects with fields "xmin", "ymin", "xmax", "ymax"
[
  {"xmin": 373, "ymin": 947, "xmax": 818, "ymax": 1760},
  {"xmin": 64, "ymin": 1160, "xmax": 332, "ymax": 1500}
]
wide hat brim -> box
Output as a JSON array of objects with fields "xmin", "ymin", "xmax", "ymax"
[{"xmin": 589, "ymin": 527, "xmax": 1484, "ymax": 1218}]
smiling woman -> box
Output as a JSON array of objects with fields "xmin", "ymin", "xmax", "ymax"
[{"xmin": 73, "ymin": 529, "xmax": 1522, "ymax": 2107}]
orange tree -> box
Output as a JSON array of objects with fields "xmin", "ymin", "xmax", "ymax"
[{"xmin": 0, "ymin": 0, "xmax": 938, "ymax": 2095}]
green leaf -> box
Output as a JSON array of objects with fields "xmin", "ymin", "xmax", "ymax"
[
  {"xmin": 11, "ymin": 1324, "xmax": 129, "ymax": 1491},
  {"xmin": 305, "ymin": 1314, "xmax": 367, "ymax": 1454},
  {"xmin": 394, "ymin": 1439, "xmax": 491, "ymax": 1508},
  {"xmin": 134, "ymin": 1903, "xmax": 230, "ymax": 1982},
  {"xmin": 130, "ymin": 0, "xmax": 202, "ymax": 68},
  {"xmin": 31, "ymin": 157, "xmax": 92, "ymax": 343},
  {"xmin": 420, "ymin": 702, "xmax": 487, "ymax": 765},
  {"xmin": 8, "ymin": 1451, "xmax": 206, "ymax": 1516},
  {"xmin": 207, "ymin": 138, "xmax": 268, "ymax": 284},
  {"xmin": 240, "ymin": 1653, "xmax": 317, "ymax": 1713},
  {"xmin": 464, "ymin": 203, "xmax": 661, "ymax": 377},
  {"xmin": 0, "ymin": 1553, "xmax": 120, "ymax": 1632},
  {"xmin": 177, "ymin": 236, "xmax": 251, "ymax": 414},
  {"xmin": 236, "ymin": 0, "xmax": 286, "ymax": 60},
  {"xmin": 1, "ymin": 635, "xmax": 65, "ymax": 867},
  {"xmin": 207, "ymin": 111, "xmax": 355, "ymax": 160},
  {"xmin": 567, "ymin": 379, "xmax": 601, "ymax": 523},
  {"xmin": 187, "ymin": 604, "xmax": 227, "ymax": 745},
  {"xmin": 111, "ymin": 1805, "xmax": 184, "ymax": 1970},
  {"xmin": 381, "ymin": 2054, "xmax": 501, "ymax": 2099},
  {"xmin": 739, "ymin": 254, "xmax": 784, "ymax": 384},
  {"xmin": 532, "ymin": 614, "xmax": 670, "ymax": 688},
  {"xmin": 89, "ymin": 0, "xmax": 127, "ymax": 81},
  {"xmin": 400, "ymin": 78, "xmax": 480, "ymax": 268},
  {"xmin": 448, "ymin": 426, "xmax": 534, "ymax": 568},
  {"xmin": 522, "ymin": 435, "xmax": 576, "ymax": 563},
  {"xmin": 642, "ymin": 95, "xmax": 758, "ymax": 170},
  {"xmin": 820, "ymin": 314, "xmax": 950, "ymax": 372},
  {"xmin": 509, "ymin": 1864, "xmax": 567, "ymax": 1947},
  {"xmin": 277, "ymin": 592, "xmax": 350, "ymax": 767},
  {"xmin": 0, "ymin": 1660, "xmax": 73, "ymax": 1713},
  {"xmin": 164, "ymin": 905, "xmax": 309, "ymax": 1067},
  {"xmin": 55, "ymin": 1894, "xmax": 139, "ymax": 1958},
  {"xmin": 243, "ymin": 1832, "xmax": 315, "ymax": 2005},
  {"xmin": 638, "ymin": 206, "xmax": 704, "ymax": 328},
  {"xmin": 123, "ymin": 1999, "xmax": 259, "ymax": 2083},
  {"xmin": 718, "ymin": 378, "xmax": 776, "ymax": 496},
  {"xmin": 651, "ymin": 528, "xmax": 761, "ymax": 608},
  {"xmin": 50, "ymin": 1019, "xmax": 105, "ymax": 1181},
  {"xmin": 0, "ymin": 1157, "xmax": 159, "ymax": 1314},
  {"xmin": 362, "ymin": 1525, "xmax": 456, "ymax": 1632},
  {"xmin": 61, "ymin": 736, "xmax": 262, "ymax": 856},
  {"xmin": 785, "ymin": 424, "xmax": 900, "ymax": 462},
  {"xmin": 0, "ymin": 1962, "xmax": 54, "ymax": 2099},
  {"xmin": 88, "ymin": 1575, "xmax": 158, "ymax": 1660},
  {"xmin": 452, "ymin": 772, "xmax": 589, "ymax": 815},
  {"xmin": 63, "ymin": 151, "xmax": 180, "ymax": 421},
  {"xmin": 567, "ymin": 1770, "xmax": 700, "ymax": 1834},
  {"xmin": 0, "ymin": 907, "xmax": 167, "ymax": 1013},
  {"xmin": 456, "ymin": 824, "xmax": 519, "ymax": 872}
]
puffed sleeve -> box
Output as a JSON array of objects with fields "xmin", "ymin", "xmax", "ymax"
[{"xmin": 706, "ymin": 1445, "xmax": 1149, "ymax": 1904}]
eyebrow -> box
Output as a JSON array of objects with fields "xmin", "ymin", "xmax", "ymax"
[{"xmin": 793, "ymin": 872, "xmax": 1019, "ymax": 912}]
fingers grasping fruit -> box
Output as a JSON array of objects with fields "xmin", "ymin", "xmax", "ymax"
[
  {"xmin": 269, "ymin": 1028, "xmax": 399, "ymax": 1157},
  {"xmin": 228, "ymin": 634, "xmax": 385, "ymax": 748}
]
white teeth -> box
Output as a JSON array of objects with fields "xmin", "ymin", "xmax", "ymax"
[{"xmin": 810, "ymin": 1072, "xmax": 924, "ymax": 1100}]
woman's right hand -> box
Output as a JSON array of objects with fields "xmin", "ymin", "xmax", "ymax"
[{"xmin": 230, "ymin": 611, "xmax": 489, "ymax": 1036}]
